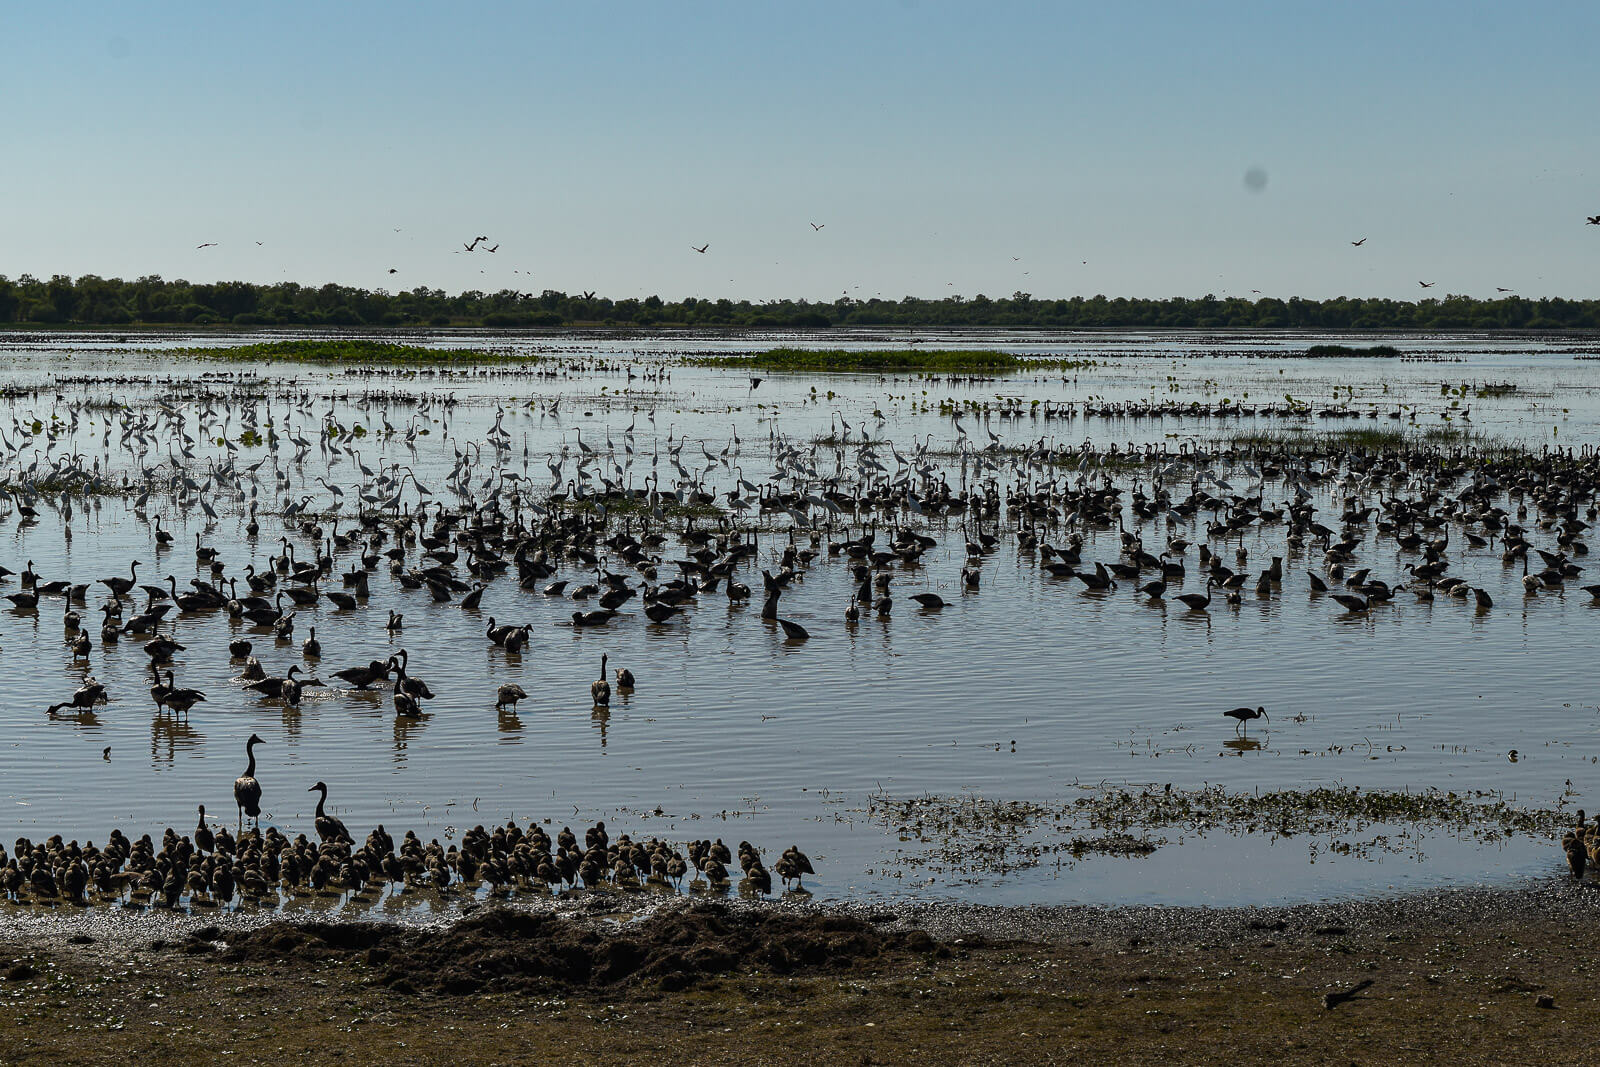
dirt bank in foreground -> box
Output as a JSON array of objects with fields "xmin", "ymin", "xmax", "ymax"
[{"xmin": 4, "ymin": 884, "xmax": 1600, "ymax": 1064}]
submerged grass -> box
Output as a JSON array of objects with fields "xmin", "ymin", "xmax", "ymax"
[
  {"xmin": 693, "ymin": 347, "xmax": 1021, "ymax": 372},
  {"xmin": 174, "ymin": 339, "xmax": 523, "ymax": 365},
  {"xmin": 1303, "ymin": 344, "xmax": 1403, "ymax": 358},
  {"xmin": 857, "ymin": 785, "xmax": 1562, "ymax": 878},
  {"xmin": 1221, "ymin": 425, "xmax": 1514, "ymax": 453}
]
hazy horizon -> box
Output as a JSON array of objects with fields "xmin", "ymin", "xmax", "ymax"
[{"xmin": 3, "ymin": 2, "xmax": 1596, "ymax": 304}]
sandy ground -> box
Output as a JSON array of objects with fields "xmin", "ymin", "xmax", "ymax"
[{"xmin": 3, "ymin": 880, "xmax": 1600, "ymax": 1064}]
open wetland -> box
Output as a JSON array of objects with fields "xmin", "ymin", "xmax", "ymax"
[{"xmin": 3, "ymin": 327, "xmax": 1600, "ymax": 1060}]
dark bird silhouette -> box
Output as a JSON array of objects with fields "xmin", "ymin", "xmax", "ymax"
[
  {"xmin": 691, "ymin": 243, "xmax": 709, "ymax": 254},
  {"xmin": 1418, "ymin": 280, "xmax": 1434, "ymax": 288},
  {"xmin": 1350, "ymin": 238, "xmax": 1366, "ymax": 246},
  {"xmin": 234, "ymin": 734, "xmax": 264, "ymax": 832},
  {"xmin": 1224, "ymin": 706, "xmax": 1268, "ymax": 736},
  {"xmin": 196, "ymin": 242, "xmax": 217, "ymax": 249},
  {"xmin": 485, "ymin": 244, "xmax": 499, "ymax": 253},
  {"xmin": 309, "ymin": 781, "xmax": 351, "ymax": 843},
  {"xmin": 388, "ymin": 268, "xmax": 398, "ymax": 274},
  {"xmin": 810, "ymin": 222, "xmax": 824, "ymax": 231},
  {"xmin": 1587, "ymin": 215, "xmax": 1600, "ymax": 225},
  {"xmin": 1496, "ymin": 287, "xmax": 1512, "ymax": 292}
]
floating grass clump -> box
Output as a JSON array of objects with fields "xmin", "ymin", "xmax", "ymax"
[
  {"xmin": 695, "ymin": 347, "xmax": 1020, "ymax": 372},
  {"xmin": 1223, "ymin": 425, "xmax": 1511, "ymax": 453},
  {"xmin": 175, "ymin": 339, "xmax": 522, "ymax": 364},
  {"xmin": 855, "ymin": 784, "xmax": 1560, "ymax": 878},
  {"xmin": 1304, "ymin": 344, "xmax": 1403, "ymax": 358}
]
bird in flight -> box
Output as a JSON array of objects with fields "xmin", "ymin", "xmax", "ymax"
[
  {"xmin": 485, "ymin": 244, "xmax": 499, "ymax": 253},
  {"xmin": 1418, "ymin": 280, "xmax": 1435, "ymax": 288},
  {"xmin": 581, "ymin": 291, "xmax": 596, "ymax": 300},
  {"xmin": 1495, "ymin": 287, "xmax": 1513, "ymax": 293},
  {"xmin": 387, "ymin": 268, "xmax": 398, "ymax": 274},
  {"xmin": 691, "ymin": 243, "xmax": 709, "ymax": 254},
  {"xmin": 810, "ymin": 222, "xmax": 824, "ymax": 231},
  {"xmin": 1350, "ymin": 238, "xmax": 1366, "ymax": 246},
  {"xmin": 196, "ymin": 242, "xmax": 217, "ymax": 249},
  {"xmin": 1012, "ymin": 256, "xmax": 1021, "ymax": 261},
  {"xmin": 1587, "ymin": 215, "xmax": 1600, "ymax": 225}
]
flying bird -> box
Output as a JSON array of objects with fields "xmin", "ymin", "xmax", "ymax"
[
  {"xmin": 196, "ymin": 242, "xmax": 217, "ymax": 249},
  {"xmin": 810, "ymin": 222, "xmax": 824, "ymax": 231},
  {"xmin": 582, "ymin": 290, "xmax": 595, "ymax": 300},
  {"xmin": 387, "ymin": 268, "xmax": 398, "ymax": 274},
  {"xmin": 1350, "ymin": 238, "xmax": 1366, "ymax": 246},
  {"xmin": 1418, "ymin": 280, "xmax": 1434, "ymax": 288},
  {"xmin": 1495, "ymin": 287, "xmax": 1513, "ymax": 293},
  {"xmin": 1587, "ymin": 215, "xmax": 1600, "ymax": 225},
  {"xmin": 691, "ymin": 244, "xmax": 709, "ymax": 254},
  {"xmin": 485, "ymin": 244, "xmax": 499, "ymax": 253}
]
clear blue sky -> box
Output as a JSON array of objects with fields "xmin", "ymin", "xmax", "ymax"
[{"xmin": 2, "ymin": 1, "xmax": 1595, "ymax": 302}]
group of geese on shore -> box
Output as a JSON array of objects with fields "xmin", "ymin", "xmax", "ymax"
[{"xmin": 0, "ymin": 780, "xmax": 816, "ymax": 911}]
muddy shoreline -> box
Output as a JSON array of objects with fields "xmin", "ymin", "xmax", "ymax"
[{"xmin": 5, "ymin": 879, "xmax": 1600, "ymax": 1063}]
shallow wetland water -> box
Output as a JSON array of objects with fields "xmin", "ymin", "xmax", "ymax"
[{"xmin": 2, "ymin": 327, "xmax": 1598, "ymax": 911}]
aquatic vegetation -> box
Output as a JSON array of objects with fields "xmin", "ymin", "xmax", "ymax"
[
  {"xmin": 693, "ymin": 348, "xmax": 1021, "ymax": 372},
  {"xmin": 1303, "ymin": 344, "xmax": 1403, "ymax": 357},
  {"xmin": 857, "ymin": 786, "xmax": 1563, "ymax": 879},
  {"xmin": 1221, "ymin": 425, "xmax": 1511, "ymax": 453},
  {"xmin": 173, "ymin": 339, "xmax": 523, "ymax": 365}
]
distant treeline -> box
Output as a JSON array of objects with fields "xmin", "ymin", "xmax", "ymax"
[{"xmin": 0, "ymin": 274, "xmax": 1597, "ymax": 330}]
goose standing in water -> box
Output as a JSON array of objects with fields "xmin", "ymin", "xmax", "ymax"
[
  {"xmin": 392, "ymin": 649, "xmax": 434, "ymax": 699},
  {"xmin": 592, "ymin": 654, "xmax": 611, "ymax": 707},
  {"xmin": 308, "ymin": 781, "xmax": 351, "ymax": 843},
  {"xmin": 101, "ymin": 560, "xmax": 140, "ymax": 599},
  {"xmin": 162, "ymin": 671, "xmax": 207, "ymax": 717},
  {"xmin": 193, "ymin": 805, "xmax": 214, "ymax": 855},
  {"xmin": 496, "ymin": 683, "xmax": 528, "ymax": 711},
  {"xmin": 615, "ymin": 665, "xmax": 635, "ymax": 693},
  {"xmin": 1174, "ymin": 577, "xmax": 1217, "ymax": 612},
  {"xmin": 234, "ymin": 734, "xmax": 265, "ymax": 833},
  {"xmin": 334, "ymin": 658, "xmax": 390, "ymax": 689}
]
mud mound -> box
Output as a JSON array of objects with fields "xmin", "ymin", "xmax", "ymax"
[{"xmin": 196, "ymin": 905, "xmax": 949, "ymax": 994}]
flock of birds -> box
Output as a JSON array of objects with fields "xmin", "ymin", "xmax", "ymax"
[
  {"xmin": 0, "ymin": 791, "xmax": 817, "ymax": 909},
  {"xmin": 3, "ymin": 354, "xmax": 1600, "ymax": 905}
]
